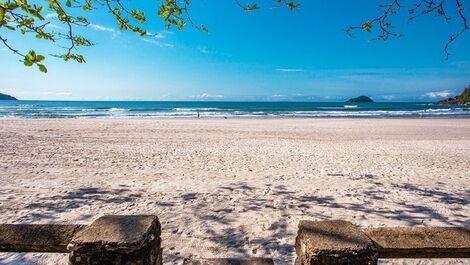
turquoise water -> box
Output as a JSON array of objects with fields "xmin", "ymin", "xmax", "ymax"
[{"xmin": 0, "ymin": 100, "xmax": 469, "ymax": 118}]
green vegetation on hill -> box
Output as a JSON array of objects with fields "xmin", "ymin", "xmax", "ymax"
[
  {"xmin": 0, "ymin": 93, "xmax": 18, "ymax": 100},
  {"xmin": 438, "ymin": 86, "xmax": 470, "ymax": 105},
  {"xmin": 346, "ymin": 96, "xmax": 374, "ymax": 103},
  {"xmin": 460, "ymin": 86, "xmax": 470, "ymax": 104}
]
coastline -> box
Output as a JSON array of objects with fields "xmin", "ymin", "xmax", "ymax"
[
  {"xmin": 1, "ymin": 115, "xmax": 470, "ymax": 121},
  {"xmin": 0, "ymin": 118, "xmax": 469, "ymax": 264},
  {"xmin": 1, "ymin": 100, "xmax": 469, "ymax": 119}
]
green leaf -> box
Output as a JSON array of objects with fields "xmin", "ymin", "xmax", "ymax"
[
  {"xmin": 287, "ymin": 2, "xmax": 300, "ymax": 10},
  {"xmin": 0, "ymin": 8, "xmax": 4, "ymax": 21},
  {"xmin": 83, "ymin": 0, "xmax": 92, "ymax": 11},
  {"xmin": 38, "ymin": 64, "xmax": 47, "ymax": 73},
  {"xmin": 36, "ymin": 54, "xmax": 45, "ymax": 62},
  {"xmin": 4, "ymin": 24, "xmax": 15, "ymax": 31},
  {"xmin": 362, "ymin": 21, "xmax": 372, "ymax": 32},
  {"xmin": 25, "ymin": 50, "xmax": 35, "ymax": 62}
]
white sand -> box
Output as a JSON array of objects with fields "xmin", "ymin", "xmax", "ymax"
[{"xmin": 0, "ymin": 118, "xmax": 469, "ymax": 265}]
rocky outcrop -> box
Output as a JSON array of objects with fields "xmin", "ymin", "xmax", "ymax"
[
  {"xmin": 0, "ymin": 93, "xmax": 17, "ymax": 100},
  {"xmin": 346, "ymin": 96, "xmax": 374, "ymax": 103},
  {"xmin": 437, "ymin": 86, "xmax": 470, "ymax": 105}
]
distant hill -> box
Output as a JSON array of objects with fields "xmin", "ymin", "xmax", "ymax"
[
  {"xmin": 346, "ymin": 96, "xmax": 374, "ymax": 103},
  {"xmin": 437, "ymin": 86, "xmax": 470, "ymax": 105},
  {"xmin": 0, "ymin": 93, "xmax": 18, "ymax": 100}
]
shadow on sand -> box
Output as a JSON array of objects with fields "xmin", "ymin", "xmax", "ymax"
[{"xmin": 5, "ymin": 175, "xmax": 469, "ymax": 264}]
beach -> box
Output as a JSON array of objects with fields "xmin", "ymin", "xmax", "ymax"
[{"xmin": 0, "ymin": 118, "xmax": 469, "ymax": 264}]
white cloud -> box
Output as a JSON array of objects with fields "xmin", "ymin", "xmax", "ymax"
[
  {"xmin": 1, "ymin": 88, "xmax": 16, "ymax": 93},
  {"xmin": 56, "ymin": 92, "xmax": 72, "ymax": 96},
  {"xmin": 200, "ymin": 93, "xmax": 224, "ymax": 98},
  {"xmin": 89, "ymin": 24, "xmax": 120, "ymax": 38},
  {"xmin": 150, "ymin": 30, "xmax": 172, "ymax": 39},
  {"xmin": 196, "ymin": 46, "xmax": 232, "ymax": 58},
  {"xmin": 42, "ymin": 91, "xmax": 72, "ymax": 97},
  {"xmin": 378, "ymin": 95, "xmax": 397, "ymax": 100},
  {"xmin": 45, "ymin": 13, "xmax": 57, "ymax": 18},
  {"xmin": 276, "ymin": 68, "xmax": 305, "ymax": 72},
  {"xmin": 423, "ymin": 90, "xmax": 454, "ymax": 99},
  {"xmin": 198, "ymin": 46, "xmax": 210, "ymax": 54},
  {"xmin": 151, "ymin": 33, "xmax": 165, "ymax": 39},
  {"xmin": 192, "ymin": 93, "xmax": 225, "ymax": 100},
  {"xmin": 45, "ymin": 23, "xmax": 63, "ymax": 30},
  {"xmin": 89, "ymin": 24, "xmax": 115, "ymax": 33},
  {"xmin": 142, "ymin": 38, "xmax": 174, "ymax": 48}
]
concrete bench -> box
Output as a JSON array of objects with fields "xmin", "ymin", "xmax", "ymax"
[
  {"xmin": 295, "ymin": 220, "xmax": 470, "ymax": 265},
  {"xmin": 0, "ymin": 224, "xmax": 85, "ymax": 253},
  {"xmin": 364, "ymin": 227, "xmax": 470, "ymax": 259},
  {"xmin": 0, "ymin": 215, "xmax": 162, "ymax": 265},
  {"xmin": 2, "ymin": 216, "xmax": 469, "ymax": 265},
  {"xmin": 68, "ymin": 215, "xmax": 162, "ymax": 265},
  {"xmin": 295, "ymin": 220, "xmax": 378, "ymax": 265}
]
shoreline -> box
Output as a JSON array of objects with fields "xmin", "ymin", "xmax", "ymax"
[
  {"xmin": 1, "ymin": 116, "xmax": 470, "ymax": 120},
  {"xmin": 1, "ymin": 101, "xmax": 469, "ymax": 120}
]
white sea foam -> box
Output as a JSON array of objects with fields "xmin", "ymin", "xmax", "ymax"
[{"xmin": 109, "ymin": 108, "xmax": 129, "ymax": 112}]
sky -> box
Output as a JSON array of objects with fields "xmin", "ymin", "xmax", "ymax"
[{"xmin": 1, "ymin": 0, "xmax": 470, "ymax": 101}]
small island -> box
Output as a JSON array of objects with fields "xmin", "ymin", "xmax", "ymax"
[
  {"xmin": 0, "ymin": 93, "xmax": 18, "ymax": 100},
  {"xmin": 346, "ymin": 96, "xmax": 374, "ymax": 103},
  {"xmin": 437, "ymin": 86, "xmax": 470, "ymax": 105}
]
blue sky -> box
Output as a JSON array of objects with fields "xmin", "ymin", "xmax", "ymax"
[{"xmin": 1, "ymin": 0, "xmax": 470, "ymax": 101}]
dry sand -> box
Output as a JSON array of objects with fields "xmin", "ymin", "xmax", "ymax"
[{"xmin": 0, "ymin": 118, "xmax": 469, "ymax": 265}]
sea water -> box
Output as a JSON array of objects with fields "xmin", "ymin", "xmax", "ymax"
[{"xmin": 0, "ymin": 100, "xmax": 469, "ymax": 118}]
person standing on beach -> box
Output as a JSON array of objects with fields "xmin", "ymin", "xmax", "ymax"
[{"xmin": 197, "ymin": 111, "xmax": 200, "ymax": 119}]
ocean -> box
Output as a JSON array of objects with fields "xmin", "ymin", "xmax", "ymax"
[{"xmin": 0, "ymin": 100, "xmax": 469, "ymax": 118}]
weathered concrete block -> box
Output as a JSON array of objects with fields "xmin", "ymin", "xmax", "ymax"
[
  {"xmin": 183, "ymin": 258, "xmax": 274, "ymax": 265},
  {"xmin": 295, "ymin": 220, "xmax": 378, "ymax": 265},
  {"xmin": 68, "ymin": 215, "xmax": 161, "ymax": 265},
  {"xmin": 0, "ymin": 224, "xmax": 84, "ymax": 253},
  {"xmin": 364, "ymin": 227, "xmax": 470, "ymax": 258}
]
